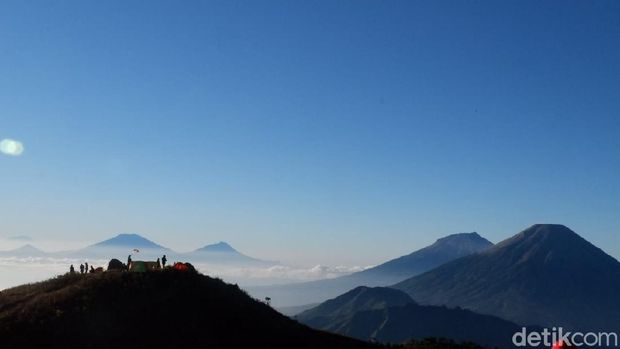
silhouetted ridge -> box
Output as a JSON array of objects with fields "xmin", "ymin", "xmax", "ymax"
[{"xmin": 0, "ymin": 271, "xmax": 377, "ymax": 349}]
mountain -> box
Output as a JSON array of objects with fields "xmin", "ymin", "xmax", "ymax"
[
  {"xmin": 248, "ymin": 233, "xmax": 493, "ymax": 307},
  {"xmin": 394, "ymin": 224, "xmax": 620, "ymax": 332},
  {"xmin": 90, "ymin": 233, "xmax": 169, "ymax": 250},
  {"xmin": 60, "ymin": 233, "xmax": 171, "ymax": 260},
  {"xmin": 184, "ymin": 241, "xmax": 276, "ymax": 267},
  {"xmin": 354, "ymin": 233, "xmax": 493, "ymax": 282},
  {"xmin": 0, "ymin": 244, "xmax": 48, "ymax": 257},
  {"xmin": 195, "ymin": 241, "xmax": 238, "ymax": 253},
  {"xmin": 0, "ymin": 270, "xmax": 379, "ymax": 349},
  {"xmin": 297, "ymin": 286, "xmax": 529, "ymax": 348}
]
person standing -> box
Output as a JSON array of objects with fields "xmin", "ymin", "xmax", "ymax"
[
  {"xmin": 80, "ymin": 264, "xmax": 85, "ymax": 274},
  {"xmin": 70, "ymin": 265, "xmax": 75, "ymax": 274},
  {"xmin": 162, "ymin": 254, "xmax": 167, "ymax": 268},
  {"xmin": 127, "ymin": 255, "xmax": 132, "ymax": 271},
  {"xmin": 85, "ymin": 262, "xmax": 89, "ymax": 273}
]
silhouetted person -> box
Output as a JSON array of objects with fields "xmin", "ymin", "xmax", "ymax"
[
  {"xmin": 85, "ymin": 262, "xmax": 89, "ymax": 273},
  {"xmin": 162, "ymin": 255, "xmax": 167, "ymax": 267},
  {"xmin": 156, "ymin": 258, "xmax": 161, "ymax": 269},
  {"xmin": 80, "ymin": 264, "xmax": 85, "ymax": 274},
  {"xmin": 70, "ymin": 265, "xmax": 75, "ymax": 274},
  {"xmin": 127, "ymin": 255, "xmax": 132, "ymax": 271},
  {"xmin": 90, "ymin": 266, "xmax": 95, "ymax": 273}
]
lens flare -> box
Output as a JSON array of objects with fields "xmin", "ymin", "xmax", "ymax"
[{"xmin": 0, "ymin": 139, "xmax": 25, "ymax": 156}]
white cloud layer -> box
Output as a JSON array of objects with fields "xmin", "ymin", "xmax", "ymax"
[
  {"xmin": 195, "ymin": 263, "xmax": 372, "ymax": 286},
  {"xmin": 0, "ymin": 257, "xmax": 372, "ymax": 290}
]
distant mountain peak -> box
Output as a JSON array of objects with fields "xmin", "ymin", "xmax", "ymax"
[
  {"xmin": 435, "ymin": 232, "xmax": 489, "ymax": 244},
  {"xmin": 118, "ymin": 233, "xmax": 139, "ymax": 237},
  {"xmin": 0, "ymin": 244, "xmax": 47, "ymax": 256},
  {"xmin": 16, "ymin": 244, "xmax": 40, "ymax": 250},
  {"xmin": 493, "ymin": 224, "xmax": 585, "ymax": 252},
  {"xmin": 195, "ymin": 241, "xmax": 238, "ymax": 253},
  {"xmin": 90, "ymin": 233, "xmax": 168, "ymax": 250},
  {"xmin": 13, "ymin": 244, "xmax": 43, "ymax": 253},
  {"xmin": 427, "ymin": 231, "xmax": 493, "ymax": 254},
  {"xmin": 521, "ymin": 223, "xmax": 575, "ymax": 237}
]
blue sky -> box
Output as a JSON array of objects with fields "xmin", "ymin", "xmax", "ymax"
[{"xmin": 1, "ymin": 1, "xmax": 619, "ymax": 266}]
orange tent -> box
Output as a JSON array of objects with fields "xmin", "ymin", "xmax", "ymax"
[{"xmin": 173, "ymin": 262, "xmax": 189, "ymax": 271}]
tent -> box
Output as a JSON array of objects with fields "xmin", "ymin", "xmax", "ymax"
[
  {"xmin": 107, "ymin": 258, "xmax": 126, "ymax": 271},
  {"xmin": 129, "ymin": 261, "xmax": 147, "ymax": 273},
  {"xmin": 173, "ymin": 262, "xmax": 189, "ymax": 271}
]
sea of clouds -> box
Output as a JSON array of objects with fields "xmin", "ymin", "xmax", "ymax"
[{"xmin": 0, "ymin": 256, "xmax": 370, "ymax": 290}]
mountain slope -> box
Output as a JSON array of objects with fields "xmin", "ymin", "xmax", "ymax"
[
  {"xmin": 359, "ymin": 233, "xmax": 493, "ymax": 281},
  {"xmin": 394, "ymin": 224, "xmax": 620, "ymax": 331},
  {"xmin": 298, "ymin": 286, "xmax": 415, "ymax": 330},
  {"xmin": 249, "ymin": 233, "xmax": 493, "ymax": 307},
  {"xmin": 0, "ymin": 270, "xmax": 379, "ymax": 349},
  {"xmin": 297, "ymin": 286, "xmax": 527, "ymax": 348}
]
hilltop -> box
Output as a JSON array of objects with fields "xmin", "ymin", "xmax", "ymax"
[{"xmin": 0, "ymin": 269, "xmax": 381, "ymax": 349}]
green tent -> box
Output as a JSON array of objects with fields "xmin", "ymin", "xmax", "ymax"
[{"xmin": 129, "ymin": 261, "xmax": 147, "ymax": 273}]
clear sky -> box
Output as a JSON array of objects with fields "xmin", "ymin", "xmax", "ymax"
[{"xmin": 1, "ymin": 1, "xmax": 619, "ymax": 266}]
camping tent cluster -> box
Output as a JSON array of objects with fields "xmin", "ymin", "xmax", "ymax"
[{"xmin": 106, "ymin": 259, "xmax": 196, "ymax": 273}]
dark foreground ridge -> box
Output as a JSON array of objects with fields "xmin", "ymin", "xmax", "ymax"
[{"xmin": 0, "ymin": 270, "xmax": 376, "ymax": 349}]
